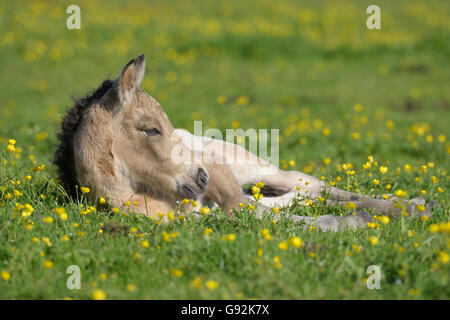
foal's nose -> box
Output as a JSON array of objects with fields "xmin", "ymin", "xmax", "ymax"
[{"xmin": 196, "ymin": 167, "xmax": 209, "ymax": 189}]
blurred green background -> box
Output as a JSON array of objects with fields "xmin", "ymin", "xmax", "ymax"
[
  {"xmin": 1, "ymin": 0, "xmax": 449, "ymax": 169},
  {"xmin": 0, "ymin": 0, "xmax": 449, "ymax": 299}
]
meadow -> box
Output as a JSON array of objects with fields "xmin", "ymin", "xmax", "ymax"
[{"xmin": 0, "ymin": 0, "xmax": 449, "ymax": 299}]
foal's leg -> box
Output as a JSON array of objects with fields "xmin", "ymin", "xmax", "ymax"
[
  {"xmin": 203, "ymin": 163, "xmax": 249, "ymax": 214},
  {"xmin": 178, "ymin": 130, "xmax": 433, "ymax": 230}
]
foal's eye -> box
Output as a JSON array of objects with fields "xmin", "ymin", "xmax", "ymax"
[{"xmin": 143, "ymin": 128, "xmax": 160, "ymax": 136}]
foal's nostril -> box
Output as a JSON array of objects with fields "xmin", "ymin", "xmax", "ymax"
[{"xmin": 197, "ymin": 168, "xmax": 209, "ymax": 188}]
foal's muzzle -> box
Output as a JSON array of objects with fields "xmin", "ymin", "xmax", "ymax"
[{"xmin": 178, "ymin": 167, "xmax": 209, "ymax": 200}]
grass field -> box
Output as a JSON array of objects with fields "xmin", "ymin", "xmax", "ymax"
[{"xmin": 0, "ymin": 0, "xmax": 449, "ymax": 299}]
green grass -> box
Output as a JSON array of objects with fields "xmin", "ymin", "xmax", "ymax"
[{"xmin": 0, "ymin": 0, "xmax": 449, "ymax": 299}]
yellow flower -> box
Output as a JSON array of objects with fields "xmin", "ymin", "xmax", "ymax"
[
  {"xmin": 200, "ymin": 207, "xmax": 211, "ymax": 215},
  {"xmin": 368, "ymin": 237, "xmax": 379, "ymax": 246},
  {"xmin": 1, "ymin": 271, "xmax": 10, "ymax": 281},
  {"xmin": 253, "ymin": 193, "xmax": 263, "ymax": 201},
  {"xmin": 80, "ymin": 186, "xmax": 90, "ymax": 194},
  {"xmin": 140, "ymin": 240, "xmax": 150, "ymax": 248},
  {"xmin": 367, "ymin": 222, "xmax": 378, "ymax": 229},
  {"xmin": 278, "ymin": 241, "xmax": 289, "ymax": 250},
  {"xmin": 222, "ymin": 234, "xmax": 235, "ymax": 242},
  {"xmin": 13, "ymin": 189, "xmax": 22, "ymax": 197},
  {"xmin": 99, "ymin": 197, "xmax": 106, "ymax": 204},
  {"xmin": 43, "ymin": 216, "xmax": 54, "ymax": 224},
  {"xmin": 126, "ymin": 284, "xmax": 136, "ymax": 292},
  {"xmin": 170, "ymin": 268, "xmax": 183, "ymax": 277},
  {"xmin": 190, "ymin": 276, "xmax": 202, "ymax": 290},
  {"xmin": 379, "ymin": 215, "xmax": 390, "ymax": 225},
  {"xmin": 42, "ymin": 237, "xmax": 52, "ymax": 247},
  {"xmin": 204, "ymin": 228, "xmax": 213, "ymax": 236},
  {"xmin": 251, "ymin": 185, "xmax": 260, "ymax": 194},
  {"xmin": 429, "ymin": 222, "xmax": 450, "ymax": 234},
  {"xmin": 385, "ymin": 120, "xmax": 395, "ymax": 129},
  {"xmin": 273, "ymin": 256, "xmax": 282, "ymax": 269},
  {"xmin": 216, "ymin": 96, "xmax": 226, "ymax": 104},
  {"xmin": 205, "ymin": 280, "xmax": 218, "ymax": 290},
  {"xmin": 345, "ymin": 202, "xmax": 356, "ymax": 210},
  {"xmin": 416, "ymin": 204, "xmax": 426, "ymax": 212},
  {"xmin": 43, "ymin": 260, "xmax": 54, "ymax": 269},
  {"xmin": 288, "ymin": 237, "xmax": 303, "ymax": 248},
  {"xmin": 438, "ymin": 251, "xmax": 449, "ymax": 264},
  {"xmin": 408, "ymin": 288, "xmax": 420, "ymax": 296},
  {"xmin": 260, "ymin": 228, "xmax": 272, "ymax": 240},
  {"xmin": 379, "ymin": 166, "xmax": 388, "ymax": 174},
  {"xmin": 5, "ymin": 144, "xmax": 15, "ymax": 153},
  {"xmin": 354, "ymin": 103, "xmax": 363, "ymax": 112},
  {"xmin": 61, "ymin": 235, "xmax": 69, "ymax": 242},
  {"xmin": 394, "ymin": 189, "xmax": 407, "ymax": 197},
  {"xmin": 59, "ymin": 212, "xmax": 68, "ymax": 221},
  {"xmin": 92, "ymin": 289, "xmax": 106, "ymax": 300},
  {"xmin": 373, "ymin": 179, "xmax": 380, "ymax": 186}
]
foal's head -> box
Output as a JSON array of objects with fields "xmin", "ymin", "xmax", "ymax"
[{"xmin": 54, "ymin": 55, "xmax": 208, "ymax": 203}]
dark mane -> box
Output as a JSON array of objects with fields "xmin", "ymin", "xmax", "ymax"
[{"xmin": 52, "ymin": 79, "xmax": 114, "ymax": 197}]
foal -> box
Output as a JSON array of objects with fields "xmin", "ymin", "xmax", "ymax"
[{"xmin": 53, "ymin": 54, "xmax": 434, "ymax": 231}]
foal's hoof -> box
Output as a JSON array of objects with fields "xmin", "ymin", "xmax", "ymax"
[
  {"xmin": 315, "ymin": 209, "xmax": 374, "ymax": 232},
  {"xmin": 406, "ymin": 197, "xmax": 437, "ymax": 219},
  {"xmin": 315, "ymin": 215, "xmax": 342, "ymax": 232}
]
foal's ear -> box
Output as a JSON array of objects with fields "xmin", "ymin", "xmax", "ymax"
[{"xmin": 115, "ymin": 54, "xmax": 146, "ymax": 103}]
